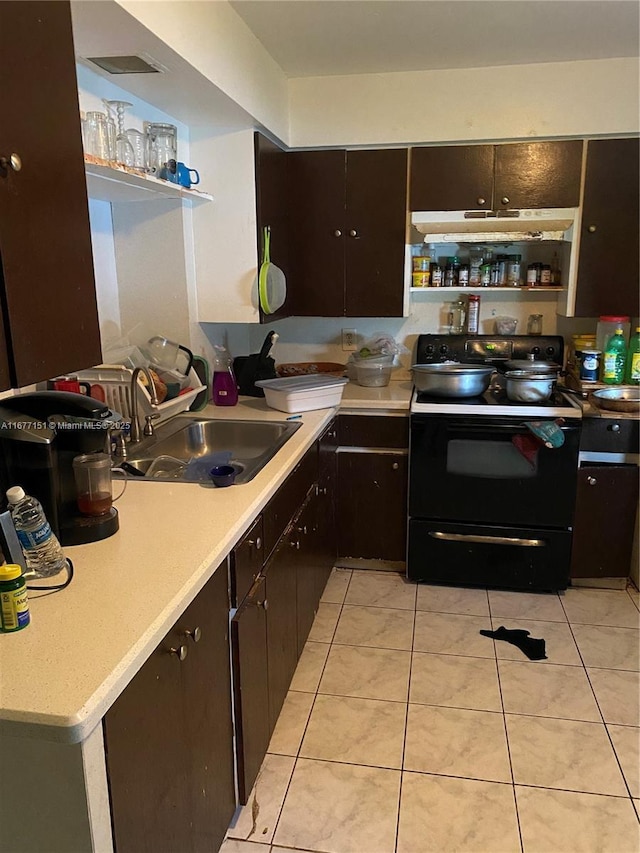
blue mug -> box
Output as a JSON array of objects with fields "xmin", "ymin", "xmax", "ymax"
[{"xmin": 164, "ymin": 160, "xmax": 200, "ymax": 189}]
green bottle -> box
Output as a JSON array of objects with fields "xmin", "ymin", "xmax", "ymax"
[
  {"xmin": 602, "ymin": 328, "xmax": 627, "ymax": 385},
  {"xmin": 625, "ymin": 327, "xmax": 640, "ymax": 384}
]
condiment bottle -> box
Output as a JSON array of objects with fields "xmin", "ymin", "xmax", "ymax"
[
  {"xmin": 467, "ymin": 294, "xmax": 480, "ymax": 334},
  {"xmin": 444, "ymin": 256, "xmax": 460, "ymax": 287},
  {"xmin": 602, "ymin": 328, "xmax": 627, "ymax": 385},
  {"xmin": 0, "ymin": 564, "xmax": 30, "ymax": 633},
  {"xmin": 625, "ymin": 327, "xmax": 640, "ymax": 384}
]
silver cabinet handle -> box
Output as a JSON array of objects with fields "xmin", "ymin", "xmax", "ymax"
[
  {"xmin": 477, "ymin": 197, "xmax": 486, "ymax": 205},
  {"xmin": 296, "ymin": 525, "xmax": 308, "ymax": 535},
  {"xmin": 247, "ymin": 537, "xmax": 262, "ymax": 550},
  {"xmin": 429, "ymin": 531, "xmax": 545, "ymax": 547},
  {"xmin": 333, "ymin": 229, "xmax": 342, "ymax": 237},
  {"xmin": 349, "ymin": 229, "xmax": 358, "ymax": 238},
  {"xmin": 501, "ymin": 196, "xmax": 510, "ymax": 205},
  {"xmin": 169, "ymin": 644, "xmax": 188, "ymax": 661},
  {"xmin": 587, "ymin": 476, "xmax": 597, "ymax": 486},
  {"xmin": 587, "ymin": 224, "xmax": 597, "ymax": 233},
  {"xmin": 0, "ymin": 153, "xmax": 22, "ymax": 172},
  {"xmin": 290, "ymin": 539, "xmax": 300, "ymax": 550},
  {"xmin": 257, "ymin": 599, "xmax": 268, "ymax": 610},
  {"xmin": 392, "ymin": 462, "xmax": 399, "ymax": 470},
  {"xmin": 185, "ymin": 626, "xmax": 202, "ymax": 643},
  {"xmin": 608, "ymin": 424, "xmax": 621, "ymax": 433}
]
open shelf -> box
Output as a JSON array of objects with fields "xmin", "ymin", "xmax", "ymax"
[
  {"xmin": 410, "ymin": 286, "xmax": 564, "ymax": 294},
  {"xmin": 84, "ymin": 159, "xmax": 213, "ymax": 204}
]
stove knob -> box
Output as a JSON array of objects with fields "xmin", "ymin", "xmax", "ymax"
[
  {"xmin": 545, "ymin": 346, "xmax": 555, "ymax": 357},
  {"xmin": 425, "ymin": 345, "xmax": 434, "ymax": 354},
  {"xmin": 531, "ymin": 346, "xmax": 540, "ymax": 355},
  {"xmin": 439, "ymin": 345, "xmax": 448, "ymax": 355}
]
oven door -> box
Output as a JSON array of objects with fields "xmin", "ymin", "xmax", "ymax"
[
  {"xmin": 409, "ymin": 414, "xmax": 581, "ymax": 528},
  {"xmin": 407, "ymin": 519, "xmax": 572, "ymax": 591}
]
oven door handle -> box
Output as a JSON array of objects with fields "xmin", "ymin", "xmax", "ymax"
[
  {"xmin": 428, "ymin": 531, "xmax": 546, "ymax": 547},
  {"xmin": 442, "ymin": 423, "xmax": 580, "ymax": 435}
]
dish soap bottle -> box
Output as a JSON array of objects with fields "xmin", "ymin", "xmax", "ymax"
[
  {"xmin": 602, "ymin": 328, "xmax": 627, "ymax": 385},
  {"xmin": 625, "ymin": 327, "xmax": 640, "ymax": 385},
  {"xmin": 212, "ymin": 346, "xmax": 238, "ymax": 406}
]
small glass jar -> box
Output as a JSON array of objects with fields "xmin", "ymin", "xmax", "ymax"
[{"xmin": 527, "ymin": 314, "xmax": 543, "ymax": 335}]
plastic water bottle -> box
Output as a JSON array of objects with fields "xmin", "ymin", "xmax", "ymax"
[
  {"xmin": 6, "ymin": 487, "xmax": 67, "ymax": 578},
  {"xmin": 625, "ymin": 327, "xmax": 640, "ymax": 385}
]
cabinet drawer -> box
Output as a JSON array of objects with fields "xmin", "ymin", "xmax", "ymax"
[
  {"xmin": 263, "ymin": 446, "xmax": 318, "ymax": 556},
  {"xmin": 580, "ymin": 417, "xmax": 639, "ymax": 455},
  {"xmin": 338, "ymin": 414, "xmax": 409, "ymax": 448},
  {"xmin": 232, "ymin": 515, "xmax": 265, "ymax": 607}
]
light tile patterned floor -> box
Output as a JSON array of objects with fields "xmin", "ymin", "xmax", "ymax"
[{"xmin": 222, "ymin": 569, "xmax": 640, "ymax": 853}]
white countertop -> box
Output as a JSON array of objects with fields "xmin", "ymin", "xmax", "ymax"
[{"xmin": 0, "ymin": 385, "xmax": 410, "ymax": 745}]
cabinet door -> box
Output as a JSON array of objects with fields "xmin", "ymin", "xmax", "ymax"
[
  {"xmin": 345, "ymin": 149, "xmax": 407, "ymax": 317},
  {"xmin": 571, "ymin": 465, "xmax": 639, "ymax": 579},
  {"xmin": 255, "ymin": 132, "xmax": 292, "ymax": 322},
  {"xmin": 493, "ymin": 141, "xmax": 583, "ymax": 209},
  {"xmin": 264, "ymin": 533, "xmax": 299, "ymax": 731},
  {"xmin": 294, "ymin": 493, "xmax": 320, "ymax": 655},
  {"xmin": 574, "ymin": 138, "xmax": 639, "ymax": 317},
  {"xmin": 232, "ymin": 514, "xmax": 264, "ymax": 606},
  {"xmin": 287, "ymin": 149, "xmax": 345, "ymax": 316},
  {"xmin": 0, "ymin": 2, "xmax": 101, "ymax": 388},
  {"xmin": 178, "ymin": 568, "xmax": 235, "ymax": 853},
  {"xmin": 410, "ymin": 145, "xmax": 494, "ymax": 211},
  {"xmin": 104, "ymin": 629, "xmax": 191, "ymax": 853},
  {"xmin": 318, "ymin": 422, "xmax": 338, "ymax": 591},
  {"xmin": 231, "ymin": 574, "xmax": 270, "ymax": 805},
  {"xmin": 337, "ymin": 451, "xmax": 408, "ymax": 562}
]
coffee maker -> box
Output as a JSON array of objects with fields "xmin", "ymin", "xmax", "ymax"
[{"xmin": 0, "ymin": 391, "xmax": 120, "ymax": 545}]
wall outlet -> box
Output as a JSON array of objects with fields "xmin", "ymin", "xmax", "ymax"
[{"xmin": 342, "ymin": 328, "xmax": 357, "ymax": 351}]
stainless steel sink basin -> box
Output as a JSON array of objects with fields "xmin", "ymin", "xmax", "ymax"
[{"xmin": 113, "ymin": 416, "xmax": 301, "ymax": 484}]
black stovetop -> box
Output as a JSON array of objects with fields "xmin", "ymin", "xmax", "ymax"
[{"xmin": 415, "ymin": 333, "xmax": 564, "ymax": 367}]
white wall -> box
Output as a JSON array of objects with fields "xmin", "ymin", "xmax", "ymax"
[
  {"xmin": 289, "ymin": 57, "xmax": 640, "ymax": 147},
  {"xmin": 118, "ymin": 0, "xmax": 290, "ymax": 143}
]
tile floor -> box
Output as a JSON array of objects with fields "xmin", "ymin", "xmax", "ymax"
[{"xmin": 222, "ymin": 569, "xmax": 640, "ymax": 853}]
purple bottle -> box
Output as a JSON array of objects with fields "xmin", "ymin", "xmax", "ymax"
[{"xmin": 212, "ymin": 346, "xmax": 238, "ymax": 406}]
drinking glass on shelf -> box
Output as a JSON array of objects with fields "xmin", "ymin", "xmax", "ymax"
[
  {"xmin": 126, "ymin": 128, "xmax": 148, "ymax": 170},
  {"xmin": 84, "ymin": 111, "xmax": 110, "ymax": 160},
  {"xmin": 104, "ymin": 100, "xmax": 135, "ymax": 167},
  {"xmin": 146, "ymin": 122, "xmax": 178, "ymax": 176}
]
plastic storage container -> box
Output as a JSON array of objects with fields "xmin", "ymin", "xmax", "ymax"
[
  {"xmin": 255, "ymin": 375, "xmax": 348, "ymax": 413},
  {"xmin": 355, "ymin": 362, "xmax": 392, "ymax": 387}
]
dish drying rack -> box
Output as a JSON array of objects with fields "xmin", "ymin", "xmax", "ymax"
[{"xmin": 75, "ymin": 365, "xmax": 206, "ymax": 425}]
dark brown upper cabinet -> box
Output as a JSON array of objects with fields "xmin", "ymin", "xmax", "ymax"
[
  {"xmin": 287, "ymin": 148, "xmax": 408, "ymax": 317},
  {"xmin": 0, "ymin": 2, "xmax": 102, "ymax": 390},
  {"xmin": 574, "ymin": 138, "xmax": 639, "ymax": 318},
  {"xmin": 410, "ymin": 140, "xmax": 583, "ymax": 211},
  {"xmin": 255, "ymin": 132, "xmax": 293, "ymax": 322}
]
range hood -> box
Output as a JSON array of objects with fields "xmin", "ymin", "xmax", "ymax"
[{"xmin": 412, "ymin": 207, "xmax": 578, "ymax": 243}]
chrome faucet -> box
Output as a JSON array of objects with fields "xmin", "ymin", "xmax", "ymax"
[{"xmin": 130, "ymin": 367, "xmax": 159, "ymax": 443}]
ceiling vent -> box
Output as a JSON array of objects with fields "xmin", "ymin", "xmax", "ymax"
[{"xmin": 85, "ymin": 54, "xmax": 165, "ymax": 75}]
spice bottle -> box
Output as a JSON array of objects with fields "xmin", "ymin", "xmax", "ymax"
[
  {"xmin": 467, "ymin": 294, "xmax": 481, "ymax": 335},
  {"xmin": 0, "ymin": 564, "xmax": 30, "ymax": 633},
  {"xmin": 444, "ymin": 256, "xmax": 460, "ymax": 287}
]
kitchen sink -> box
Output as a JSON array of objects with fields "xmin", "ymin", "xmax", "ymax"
[{"xmin": 113, "ymin": 416, "xmax": 302, "ymax": 484}]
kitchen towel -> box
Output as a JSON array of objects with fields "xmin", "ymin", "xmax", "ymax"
[{"xmin": 479, "ymin": 626, "xmax": 547, "ymax": 661}]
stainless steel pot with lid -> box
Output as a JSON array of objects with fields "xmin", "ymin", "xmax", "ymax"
[
  {"xmin": 412, "ymin": 363, "xmax": 495, "ymax": 397},
  {"xmin": 504, "ymin": 354, "xmax": 562, "ymax": 374},
  {"xmin": 505, "ymin": 370, "xmax": 557, "ymax": 402}
]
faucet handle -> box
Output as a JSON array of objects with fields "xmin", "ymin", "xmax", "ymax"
[{"xmin": 143, "ymin": 413, "xmax": 160, "ymax": 437}]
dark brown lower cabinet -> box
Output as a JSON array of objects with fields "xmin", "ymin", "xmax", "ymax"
[
  {"xmin": 570, "ymin": 464, "xmax": 639, "ymax": 578},
  {"xmin": 264, "ymin": 532, "xmax": 300, "ymax": 731},
  {"xmin": 104, "ymin": 566, "xmax": 235, "ymax": 853},
  {"xmin": 337, "ymin": 451, "xmax": 408, "ymax": 562},
  {"xmin": 231, "ymin": 574, "xmax": 270, "ymax": 805}
]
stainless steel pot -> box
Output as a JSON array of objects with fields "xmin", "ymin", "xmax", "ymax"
[
  {"xmin": 505, "ymin": 370, "xmax": 556, "ymax": 402},
  {"xmin": 412, "ymin": 363, "xmax": 495, "ymax": 397}
]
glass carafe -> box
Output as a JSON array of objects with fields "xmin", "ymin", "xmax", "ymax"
[{"xmin": 72, "ymin": 453, "xmax": 113, "ymax": 516}]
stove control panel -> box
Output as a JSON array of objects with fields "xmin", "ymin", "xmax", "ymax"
[{"xmin": 415, "ymin": 334, "xmax": 564, "ymax": 365}]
